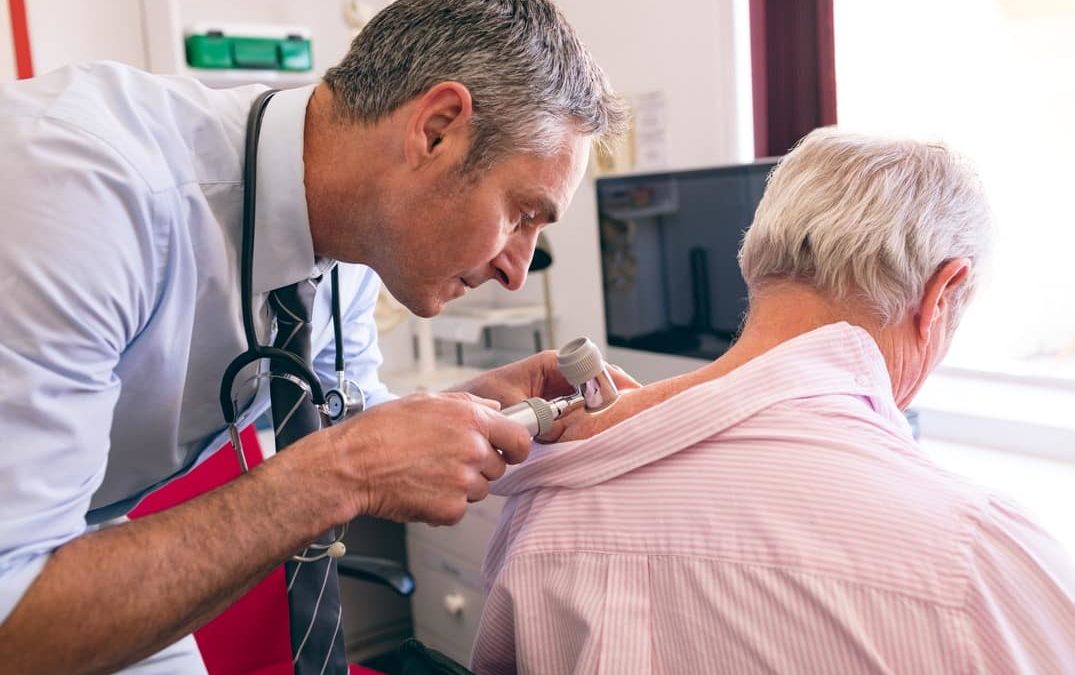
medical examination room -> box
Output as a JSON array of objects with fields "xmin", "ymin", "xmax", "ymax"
[{"xmin": 1, "ymin": 0, "xmax": 1074, "ymax": 673}]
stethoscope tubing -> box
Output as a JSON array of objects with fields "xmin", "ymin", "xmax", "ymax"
[
  {"xmin": 219, "ymin": 89, "xmax": 332, "ymax": 427},
  {"xmin": 218, "ymin": 88, "xmax": 352, "ymax": 562}
]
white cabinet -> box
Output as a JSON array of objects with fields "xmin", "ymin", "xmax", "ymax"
[
  {"xmin": 405, "ymin": 496, "xmax": 505, "ymax": 664},
  {"xmin": 340, "ymin": 517, "xmax": 413, "ymax": 663},
  {"xmin": 379, "ymin": 368, "xmax": 508, "ymax": 665}
]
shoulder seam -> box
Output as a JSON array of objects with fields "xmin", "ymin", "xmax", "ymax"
[{"xmin": 499, "ymin": 548, "xmax": 970, "ymax": 609}]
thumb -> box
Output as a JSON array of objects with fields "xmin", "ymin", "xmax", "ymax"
[{"xmin": 606, "ymin": 363, "xmax": 642, "ymax": 390}]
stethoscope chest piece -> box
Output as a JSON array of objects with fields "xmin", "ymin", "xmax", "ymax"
[{"xmin": 324, "ymin": 376, "xmax": 365, "ymax": 425}]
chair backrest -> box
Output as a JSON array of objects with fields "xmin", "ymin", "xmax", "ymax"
[{"xmin": 129, "ymin": 427, "xmax": 294, "ymax": 675}]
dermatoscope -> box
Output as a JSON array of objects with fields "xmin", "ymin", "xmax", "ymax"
[{"xmin": 501, "ymin": 337, "xmax": 620, "ymax": 436}]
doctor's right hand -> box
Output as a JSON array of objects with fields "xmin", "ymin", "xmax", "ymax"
[{"xmin": 323, "ymin": 391, "xmax": 531, "ymax": 526}]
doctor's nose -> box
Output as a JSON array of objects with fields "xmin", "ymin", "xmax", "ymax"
[{"xmin": 492, "ymin": 237, "xmax": 536, "ymax": 291}]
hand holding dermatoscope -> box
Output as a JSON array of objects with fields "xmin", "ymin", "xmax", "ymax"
[{"xmin": 500, "ymin": 337, "xmax": 620, "ymax": 437}]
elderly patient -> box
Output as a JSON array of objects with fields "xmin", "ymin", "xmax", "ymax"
[{"xmin": 472, "ymin": 128, "xmax": 1075, "ymax": 674}]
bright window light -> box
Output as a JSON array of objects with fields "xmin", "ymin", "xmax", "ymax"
[{"xmin": 834, "ymin": 0, "xmax": 1075, "ymax": 382}]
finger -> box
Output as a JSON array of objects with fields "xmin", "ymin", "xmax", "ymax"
[
  {"xmin": 479, "ymin": 407, "xmax": 532, "ymax": 465},
  {"xmin": 532, "ymin": 350, "xmax": 573, "ymax": 399},
  {"xmin": 429, "ymin": 498, "xmax": 468, "ymax": 526},
  {"xmin": 534, "ymin": 418, "xmax": 565, "ymax": 444},
  {"xmin": 607, "ymin": 363, "xmax": 642, "ymax": 390},
  {"xmin": 448, "ymin": 391, "xmax": 502, "ymax": 411},
  {"xmin": 467, "ymin": 479, "xmax": 491, "ymax": 503},
  {"xmin": 533, "ymin": 402, "xmax": 585, "ymax": 444},
  {"xmin": 480, "ymin": 445, "xmax": 508, "ymax": 481}
]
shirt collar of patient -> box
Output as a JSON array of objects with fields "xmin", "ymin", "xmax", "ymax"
[
  {"xmin": 492, "ymin": 323, "xmax": 904, "ymax": 496},
  {"xmin": 252, "ymin": 84, "xmax": 330, "ymax": 294}
]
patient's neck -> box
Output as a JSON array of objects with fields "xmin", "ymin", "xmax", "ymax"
[
  {"xmin": 558, "ymin": 284, "xmax": 883, "ymax": 441},
  {"xmin": 691, "ymin": 282, "xmax": 880, "ymax": 386},
  {"xmin": 589, "ymin": 283, "xmax": 880, "ymax": 434}
]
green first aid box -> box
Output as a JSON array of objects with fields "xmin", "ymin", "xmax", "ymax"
[{"xmin": 186, "ymin": 33, "xmax": 313, "ymax": 71}]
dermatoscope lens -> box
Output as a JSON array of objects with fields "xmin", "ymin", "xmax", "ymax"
[{"xmin": 556, "ymin": 337, "xmax": 619, "ymax": 412}]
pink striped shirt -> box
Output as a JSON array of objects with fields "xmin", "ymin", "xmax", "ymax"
[{"xmin": 473, "ymin": 323, "xmax": 1075, "ymax": 674}]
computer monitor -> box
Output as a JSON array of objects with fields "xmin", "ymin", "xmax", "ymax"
[{"xmin": 596, "ymin": 159, "xmax": 777, "ymax": 363}]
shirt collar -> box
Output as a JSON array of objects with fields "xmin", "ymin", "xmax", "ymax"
[
  {"xmin": 492, "ymin": 322, "xmax": 909, "ymax": 496},
  {"xmin": 251, "ymin": 84, "xmax": 329, "ymax": 294}
]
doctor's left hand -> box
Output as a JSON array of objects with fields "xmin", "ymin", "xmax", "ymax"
[{"xmin": 452, "ymin": 350, "xmax": 641, "ymax": 440}]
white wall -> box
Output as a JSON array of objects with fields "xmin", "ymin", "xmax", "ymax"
[
  {"xmin": 25, "ymin": 0, "xmax": 147, "ymax": 73},
  {"xmin": 19, "ymin": 0, "xmax": 379, "ymax": 77},
  {"xmin": 541, "ymin": 0, "xmax": 748, "ymax": 378}
]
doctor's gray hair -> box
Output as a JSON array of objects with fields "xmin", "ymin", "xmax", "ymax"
[
  {"xmin": 738, "ymin": 128, "xmax": 992, "ymax": 325},
  {"xmin": 322, "ymin": 0, "xmax": 628, "ymax": 173}
]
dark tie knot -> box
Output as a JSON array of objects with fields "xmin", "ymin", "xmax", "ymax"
[{"xmin": 269, "ymin": 276, "xmax": 320, "ymax": 328}]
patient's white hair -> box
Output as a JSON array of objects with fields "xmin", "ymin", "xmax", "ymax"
[{"xmin": 739, "ymin": 127, "xmax": 992, "ymax": 324}]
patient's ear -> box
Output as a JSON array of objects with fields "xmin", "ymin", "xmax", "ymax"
[{"xmin": 914, "ymin": 258, "xmax": 971, "ymax": 345}]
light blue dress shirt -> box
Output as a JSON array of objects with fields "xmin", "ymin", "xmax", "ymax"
[{"xmin": 0, "ymin": 62, "xmax": 392, "ymax": 666}]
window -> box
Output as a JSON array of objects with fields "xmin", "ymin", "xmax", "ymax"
[{"xmin": 834, "ymin": 0, "xmax": 1075, "ymax": 382}]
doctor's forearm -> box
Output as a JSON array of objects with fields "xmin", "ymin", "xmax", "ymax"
[{"xmin": 0, "ymin": 438, "xmax": 351, "ymax": 675}]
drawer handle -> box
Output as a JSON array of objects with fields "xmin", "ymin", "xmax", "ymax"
[{"xmin": 443, "ymin": 592, "xmax": 466, "ymax": 616}]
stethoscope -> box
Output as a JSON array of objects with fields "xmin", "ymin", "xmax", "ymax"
[{"xmin": 218, "ymin": 89, "xmax": 366, "ymax": 561}]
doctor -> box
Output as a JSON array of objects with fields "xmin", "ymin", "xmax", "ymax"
[{"xmin": 0, "ymin": 0, "xmax": 628, "ymax": 672}]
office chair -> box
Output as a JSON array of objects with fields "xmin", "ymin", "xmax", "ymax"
[{"xmin": 129, "ymin": 425, "xmax": 414, "ymax": 675}]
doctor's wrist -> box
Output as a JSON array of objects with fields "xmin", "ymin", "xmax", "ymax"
[
  {"xmin": 314, "ymin": 420, "xmax": 376, "ymax": 524},
  {"xmin": 257, "ymin": 428, "xmax": 364, "ymax": 537}
]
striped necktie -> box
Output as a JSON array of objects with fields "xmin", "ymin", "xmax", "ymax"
[{"xmin": 269, "ymin": 277, "xmax": 349, "ymax": 675}]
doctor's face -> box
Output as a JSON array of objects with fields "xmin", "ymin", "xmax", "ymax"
[{"xmin": 377, "ymin": 132, "xmax": 591, "ymax": 317}]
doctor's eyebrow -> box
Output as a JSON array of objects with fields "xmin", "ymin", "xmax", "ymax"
[
  {"xmin": 540, "ymin": 199, "xmax": 560, "ymax": 225},
  {"xmin": 513, "ymin": 191, "xmax": 560, "ymax": 225}
]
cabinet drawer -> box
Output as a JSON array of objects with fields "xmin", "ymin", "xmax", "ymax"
[
  {"xmin": 408, "ymin": 538, "xmax": 488, "ymax": 665},
  {"xmin": 406, "ymin": 494, "xmax": 505, "ymax": 568}
]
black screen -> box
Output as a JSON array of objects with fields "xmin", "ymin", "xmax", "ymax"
[{"xmin": 596, "ymin": 160, "xmax": 776, "ymax": 361}]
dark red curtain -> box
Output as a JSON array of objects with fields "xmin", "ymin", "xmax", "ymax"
[{"xmin": 751, "ymin": 0, "xmax": 836, "ymax": 158}]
